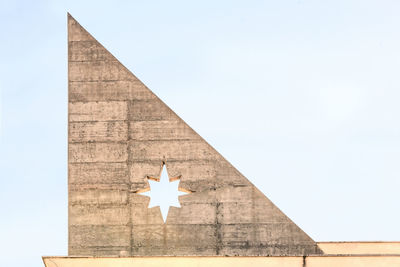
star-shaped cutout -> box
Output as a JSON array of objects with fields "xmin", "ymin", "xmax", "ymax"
[{"xmin": 138, "ymin": 163, "xmax": 189, "ymax": 223}]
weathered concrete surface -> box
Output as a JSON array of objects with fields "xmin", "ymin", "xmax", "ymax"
[
  {"xmin": 43, "ymin": 255, "xmax": 400, "ymax": 267},
  {"xmin": 68, "ymin": 13, "xmax": 322, "ymax": 256}
]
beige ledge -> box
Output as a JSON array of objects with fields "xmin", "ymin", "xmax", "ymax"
[
  {"xmin": 43, "ymin": 242, "xmax": 400, "ymax": 267},
  {"xmin": 318, "ymin": 241, "xmax": 400, "ymax": 255},
  {"xmin": 43, "ymin": 255, "xmax": 400, "ymax": 267}
]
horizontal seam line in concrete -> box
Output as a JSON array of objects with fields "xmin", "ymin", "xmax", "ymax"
[
  {"xmin": 69, "ymin": 60, "xmax": 120, "ymax": 63},
  {"xmin": 127, "ymin": 139, "xmax": 207, "ymax": 143},
  {"xmin": 68, "ymin": 80, "xmax": 144, "ymax": 84},
  {"xmin": 68, "ymin": 40, "xmax": 101, "ymax": 43},
  {"xmin": 68, "ymin": 99, "xmax": 156, "ymax": 103},
  {"xmin": 68, "ymin": 160, "xmax": 219, "ymax": 164},
  {"xmin": 69, "ymin": 189, "xmax": 129, "ymax": 191},
  {"xmin": 69, "ymin": 79, "xmax": 137, "ymax": 82},
  {"xmin": 69, "ymin": 161, "xmax": 127, "ymax": 164},
  {"xmin": 69, "ymin": 141, "xmax": 128, "ymax": 144},
  {"xmin": 69, "ymin": 60, "xmax": 119, "ymax": 63},
  {"xmin": 69, "ymin": 120, "xmax": 128, "ymax": 123},
  {"xmin": 69, "ymin": 100, "xmax": 131, "ymax": 103},
  {"xmin": 69, "ymin": 139, "xmax": 198, "ymax": 143},
  {"xmin": 69, "ymin": 223, "xmax": 294, "ymax": 226}
]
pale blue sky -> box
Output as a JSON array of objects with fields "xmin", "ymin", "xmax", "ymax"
[{"xmin": 1, "ymin": 1, "xmax": 400, "ymax": 266}]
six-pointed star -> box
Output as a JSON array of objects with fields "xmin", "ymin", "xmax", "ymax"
[{"xmin": 138, "ymin": 163, "xmax": 189, "ymax": 222}]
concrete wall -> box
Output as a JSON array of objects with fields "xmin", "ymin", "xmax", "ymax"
[{"xmin": 68, "ymin": 14, "xmax": 322, "ymax": 257}]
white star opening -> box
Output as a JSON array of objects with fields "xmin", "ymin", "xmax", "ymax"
[{"xmin": 139, "ymin": 163, "xmax": 189, "ymax": 223}]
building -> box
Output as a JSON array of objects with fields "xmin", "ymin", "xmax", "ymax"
[{"xmin": 42, "ymin": 14, "xmax": 400, "ymax": 266}]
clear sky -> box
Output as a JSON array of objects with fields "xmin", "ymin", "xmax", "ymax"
[{"xmin": 1, "ymin": 1, "xmax": 400, "ymax": 266}]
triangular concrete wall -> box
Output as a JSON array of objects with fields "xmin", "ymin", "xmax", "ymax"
[{"xmin": 68, "ymin": 13, "xmax": 322, "ymax": 256}]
